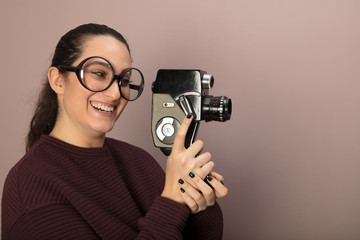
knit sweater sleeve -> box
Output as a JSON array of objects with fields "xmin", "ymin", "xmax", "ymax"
[
  {"xmin": 6, "ymin": 201, "xmax": 190, "ymax": 240},
  {"xmin": 139, "ymin": 197, "xmax": 224, "ymax": 240},
  {"xmin": 137, "ymin": 196, "xmax": 191, "ymax": 239},
  {"xmin": 6, "ymin": 204, "xmax": 102, "ymax": 240},
  {"xmin": 3, "ymin": 170, "xmax": 190, "ymax": 240},
  {"xmin": 6, "ymin": 197, "xmax": 220, "ymax": 240}
]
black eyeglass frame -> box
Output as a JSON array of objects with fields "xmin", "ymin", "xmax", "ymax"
[{"xmin": 57, "ymin": 56, "xmax": 144, "ymax": 101}]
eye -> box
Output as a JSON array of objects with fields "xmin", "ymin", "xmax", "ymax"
[
  {"xmin": 121, "ymin": 78, "xmax": 131, "ymax": 87},
  {"xmin": 84, "ymin": 62, "xmax": 111, "ymax": 80},
  {"xmin": 120, "ymin": 71, "xmax": 133, "ymax": 87},
  {"xmin": 92, "ymin": 71, "xmax": 107, "ymax": 78}
]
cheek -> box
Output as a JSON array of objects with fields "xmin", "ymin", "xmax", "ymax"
[
  {"xmin": 63, "ymin": 79, "xmax": 91, "ymax": 111},
  {"xmin": 121, "ymin": 86, "xmax": 130, "ymax": 100},
  {"xmin": 116, "ymin": 100, "xmax": 128, "ymax": 118}
]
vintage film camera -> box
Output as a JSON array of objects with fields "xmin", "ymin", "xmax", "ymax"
[{"xmin": 151, "ymin": 69, "xmax": 232, "ymax": 156}]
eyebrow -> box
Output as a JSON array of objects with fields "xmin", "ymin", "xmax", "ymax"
[{"xmin": 85, "ymin": 61, "xmax": 111, "ymax": 68}]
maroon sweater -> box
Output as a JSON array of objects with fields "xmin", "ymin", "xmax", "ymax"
[{"xmin": 2, "ymin": 135, "xmax": 223, "ymax": 239}]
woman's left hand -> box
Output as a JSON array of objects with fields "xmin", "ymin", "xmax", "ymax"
[{"xmin": 178, "ymin": 171, "xmax": 228, "ymax": 213}]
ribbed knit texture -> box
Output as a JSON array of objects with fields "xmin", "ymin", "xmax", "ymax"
[{"xmin": 2, "ymin": 135, "xmax": 223, "ymax": 239}]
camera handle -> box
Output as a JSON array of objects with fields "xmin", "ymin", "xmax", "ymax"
[
  {"xmin": 158, "ymin": 94, "xmax": 200, "ymax": 156},
  {"xmin": 178, "ymin": 95, "xmax": 200, "ymax": 148}
]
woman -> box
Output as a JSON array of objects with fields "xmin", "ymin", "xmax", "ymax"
[{"xmin": 2, "ymin": 23, "xmax": 228, "ymax": 240}]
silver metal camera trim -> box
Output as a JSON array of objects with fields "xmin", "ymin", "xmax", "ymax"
[
  {"xmin": 202, "ymin": 74, "xmax": 214, "ymax": 89},
  {"xmin": 174, "ymin": 92, "xmax": 201, "ymax": 101}
]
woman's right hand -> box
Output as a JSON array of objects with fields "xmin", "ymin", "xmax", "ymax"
[{"xmin": 161, "ymin": 114, "xmax": 227, "ymax": 213}]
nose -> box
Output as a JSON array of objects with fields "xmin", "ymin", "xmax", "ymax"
[{"xmin": 103, "ymin": 80, "xmax": 121, "ymax": 100}]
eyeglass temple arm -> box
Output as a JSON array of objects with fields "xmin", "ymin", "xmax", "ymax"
[
  {"xmin": 57, "ymin": 65, "xmax": 78, "ymax": 72},
  {"xmin": 129, "ymin": 84, "xmax": 141, "ymax": 90}
]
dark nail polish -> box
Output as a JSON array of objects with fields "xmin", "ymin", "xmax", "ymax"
[
  {"xmin": 180, "ymin": 188, "xmax": 185, "ymax": 193},
  {"xmin": 204, "ymin": 176, "xmax": 214, "ymax": 189},
  {"xmin": 204, "ymin": 175, "xmax": 214, "ymax": 189},
  {"xmin": 220, "ymin": 180, "xmax": 225, "ymax": 185},
  {"xmin": 189, "ymin": 171, "xmax": 195, "ymax": 178},
  {"xmin": 178, "ymin": 178, "xmax": 184, "ymax": 184},
  {"xmin": 186, "ymin": 113, "xmax": 193, "ymax": 119}
]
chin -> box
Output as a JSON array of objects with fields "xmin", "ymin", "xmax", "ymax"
[
  {"xmin": 99, "ymin": 126, "xmax": 115, "ymax": 134},
  {"xmin": 90, "ymin": 122, "xmax": 116, "ymax": 135}
]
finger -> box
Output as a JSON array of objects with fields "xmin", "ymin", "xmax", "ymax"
[
  {"xmin": 190, "ymin": 150, "xmax": 211, "ymax": 168},
  {"xmin": 184, "ymin": 187, "xmax": 207, "ymax": 212},
  {"xmin": 197, "ymin": 180, "xmax": 216, "ymax": 206},
  {"xmin": 180, "ymin": 176, "xmax": 207, "ymax": 211},
  {"xmin": 186, "ymin": 139, "xmax": 205, "ymax": 157},
  {"xmin": 172, "ymin": 114, "xmax": 194, "ymax": 151},
  {"xmin": 195, "ymin": 160, "xmax": 215, "ymax": 179},
  {"xmin": 179, "ymin": 187, "xmax": 199, "ymax": 213},
  {"xmin": 205, "ymin": 175, "xmax": 228, "ymax": 198},
  {"xmin": 179, "ymin": 179, "xmax": 207, "ymax": 213},
  {"xmin": 186, "ymin": 171, "xmax": 216, "ymax": 207},
  {"xmin": 179, "ymin": 149, "xmax": 211, "ymax": 180},
  {"xmin": 210, "ymin": 171, "xmax": 224, "ymax": 183}
]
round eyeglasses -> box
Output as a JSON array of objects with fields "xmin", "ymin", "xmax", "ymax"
[{"xmin": 58, "ymin": 56, "xmax": 144, "ymax": 101}]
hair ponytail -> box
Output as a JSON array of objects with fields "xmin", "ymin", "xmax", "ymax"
[{"xmin": 26, "ymin": 82, "xmax": 58, "ymax": 152}]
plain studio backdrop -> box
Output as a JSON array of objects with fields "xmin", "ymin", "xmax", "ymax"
[{"xmin": 1, "ymin": 0, "xmax": 360, "ymax": 239}]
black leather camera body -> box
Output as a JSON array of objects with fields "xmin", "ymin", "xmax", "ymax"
[{"xmin": 151, "ymin": 69, "xmax": 232, "ymax": 156}]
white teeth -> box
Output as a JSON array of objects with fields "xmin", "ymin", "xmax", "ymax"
[{"xmin": 91, "ymin": 102, "xmax": 114, "ymax": 113}]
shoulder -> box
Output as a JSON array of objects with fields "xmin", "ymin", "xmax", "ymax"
[
  {"xmin": 6, "ymin": 140, "xmax": 48, "ymax": 182},
  {"xmin": 4, "ymin": 138, "xmax": 70, "ymax": 209},
  {"xmin": 4, "ymin": 138, "xmax": 48, "ymax": 185},
  {"xmin": 10, "ymin": 138, "xmax": 62, "ymax": 178}
]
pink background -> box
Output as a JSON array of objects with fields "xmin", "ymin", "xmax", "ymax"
[{"xmin": 1, "ymin": 0, "xmax": 360, "ymax": 239}]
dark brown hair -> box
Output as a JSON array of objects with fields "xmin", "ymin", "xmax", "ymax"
[{"xmin": 26, "ymin": 23, "xmax": 130, "ymax": 152}]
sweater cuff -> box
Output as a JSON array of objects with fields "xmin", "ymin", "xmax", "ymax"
[{"xmin": 139, "ymin": 196, "xmax": 190, "ymax": 235}]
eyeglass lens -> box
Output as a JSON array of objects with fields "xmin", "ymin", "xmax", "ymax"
[
  {"xmin": 80, "ymin": 57, "xmax": 143, "ymax": 101},
  {"xmin": 120, "ymin": 68, "xmax": 143, "ymax": 101}
]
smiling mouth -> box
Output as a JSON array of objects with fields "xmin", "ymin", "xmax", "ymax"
[{"xmin": 91, "ymin": 102, "xmax": 115, "ymax": 113}]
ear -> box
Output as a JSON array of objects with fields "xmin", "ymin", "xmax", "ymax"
[{"xmin": 48, "ymin": 67, "xmax": 65, "ymax": 94}]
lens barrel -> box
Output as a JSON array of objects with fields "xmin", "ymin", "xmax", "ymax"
[{"xmin": 202, "ymin": 96, "xmax": 232, "ymax": 122}]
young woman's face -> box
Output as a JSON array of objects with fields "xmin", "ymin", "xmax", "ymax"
[{"xmin": 60, "ymin": 35, "xmax": 132, "ymax": 138}]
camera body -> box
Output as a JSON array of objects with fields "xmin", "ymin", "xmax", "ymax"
[{"xmin": 151, "ymin": 69, "xmax": 232, "ymax": 156}]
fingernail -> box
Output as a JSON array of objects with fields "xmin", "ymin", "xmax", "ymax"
[
  {"xmin": 178, "ymin": 178, "xmax": 184, "ymax": 184},
  {"xmin": 205, "ymin": 177, "xmax": 214, "ymax": 189},
  {"xmin": 189, "ymin": 171, "xmax": 195, "ymax": 178},
  {"xmin": 186, "ymin": 113, "xmax": 193, "ymax": 119},
  {"xmin": 220, "ymin": 180, "xmax": 225, "ymax": 185},
  {"xmin": 180, "ymin": 188, "xmax": 185, "ymax": 193},
  {"xmin": 207, "ymin": 175, "xmax": 213, "ymax": 181}
]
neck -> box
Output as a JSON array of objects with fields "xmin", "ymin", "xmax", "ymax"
[{"xmin": 50, "ymin": 123, "xmax": 106, "ymax": 148}]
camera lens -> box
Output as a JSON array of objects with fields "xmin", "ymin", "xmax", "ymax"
[{"xmin": 202, "ymin": 96, "xmax": 232, "ymax": 122}]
